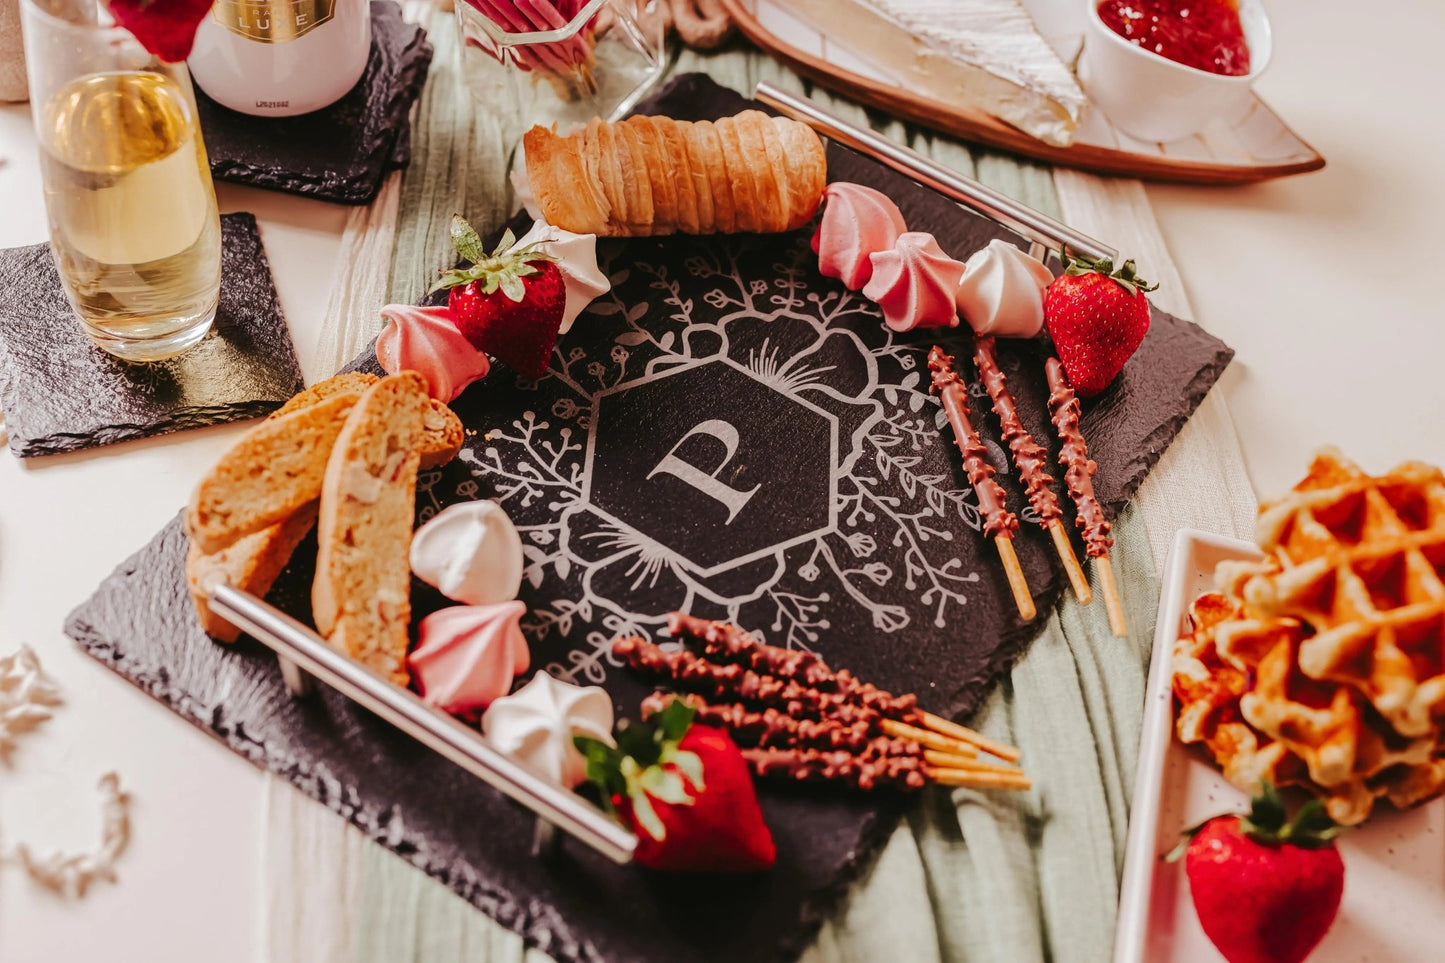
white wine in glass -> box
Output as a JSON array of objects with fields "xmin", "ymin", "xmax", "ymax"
[{"xmin": 23, "ymin": 0, "xmax": 222, "ymax": 362}]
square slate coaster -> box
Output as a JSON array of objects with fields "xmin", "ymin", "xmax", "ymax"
[
  {"xmin": 0, "ymin": 213, "xmax": 304, "ymax": 458},
  {"xmin": 195, "ymin": 1, "xmax": 433, "ymax": 205},
  {"xmin": 66, "ymin": 76, "xmax": 1233, "ymax": 962}
]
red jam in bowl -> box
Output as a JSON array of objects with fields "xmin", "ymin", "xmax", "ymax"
[{"xmin": 1097, "ymin": 0, "xmax": 1251, "ymax": 76}]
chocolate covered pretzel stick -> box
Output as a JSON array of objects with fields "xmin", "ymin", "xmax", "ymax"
[
  {"xmin": 1045, "ymin": 358, "xmax": 1125, "ymax": 636},
  {"xmin": 927, "ymin": 346, "xmax": 1036, "ymax": 621},
  {"xmin": 613, "ymin": 637, "xmax": 879, "ymax": 724},
  {"xmin": 641, "ymin": 691, "xmax": 884, "ymax": 752},
  {"xmin": 973, "ymin": 338, "xmax": 1091, "ymax": 605},
  {"xmin": 743, "ymin": 746, "xmax": 930, "ymax": 790},
  {"xmin": 668, "ymin": 612, "xmax": 1018, "ymax": 761}
]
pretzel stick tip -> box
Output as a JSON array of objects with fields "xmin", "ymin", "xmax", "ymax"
[
  {"xmin": 925, "ymin": 767, "xmax": 1033, "ymax": 791},
  {"xmin": 922, "ymin": 750, "xmax": 1025, "ymax": 776},
  {"xmin": 918, "ymin": 710, "xmax": 1021, "ymax": 763},
  {"xmin": 1096, "ymin": 553, "xmax": 1128, "ymax": 638},
  {"xmin": 1048, "ymin": 520, "xmax": 1093, "ymax": 605},
  {"xmin": 879, "ymin": 718, "xmax": 977, "ymax": 758},
  {"xmin": 995, "ymin": 537, "xmax": 1036, "ymax": 621}
]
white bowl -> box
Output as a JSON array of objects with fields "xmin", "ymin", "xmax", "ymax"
[{"xmin": 1078, "ymin": 0, "xmax": 1272, "ymax": 143}]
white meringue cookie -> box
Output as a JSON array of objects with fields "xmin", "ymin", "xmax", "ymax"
[
  {"xmin": 482, "ymin": 672, "xmax": 615, "ymax": 788},
  {"xmin": 508, "ymin": 221, "xmax": 610, "ymax": 334},
  {"xmin": 954, "ymin": 239, "xmax": 1054, "ymax": 338},
  {"xmin": 410, "ymin": 502, "xmax": 524, "ymax": 606}
]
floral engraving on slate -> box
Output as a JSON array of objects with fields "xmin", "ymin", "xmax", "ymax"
[{"xmin": 455, "ymin": 234, "xmax": 988, "ymax": 685}]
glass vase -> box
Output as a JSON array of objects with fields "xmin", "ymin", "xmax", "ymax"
[{"xmin": 455, "ymin": 0, "xmax": 666, "ymax": 146}]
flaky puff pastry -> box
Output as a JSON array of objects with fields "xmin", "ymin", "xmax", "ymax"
[{"xmin": 524, "ymin": 111, "xmax": 827, "ymax": 237}]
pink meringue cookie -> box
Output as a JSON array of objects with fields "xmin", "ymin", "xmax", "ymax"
[
  {"xmin": 376, "ymin": 304, "xmax": 491, "ymax": 403},
  {"xmin": 407, "ymin": 601, "xmax": 530, "ymax": 715},
  {"xmin": 954, "ymin": 239, "xmax": 1054, "ymax": 338},
  {"xmin": 862, "ymin": 232, "xmax": 966, "ymax": 332},
  {"xmin": 811, "ymin": 182, "xmax": 908, "ymax": 291}
]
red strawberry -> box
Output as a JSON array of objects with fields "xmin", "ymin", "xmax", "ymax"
[
  {"xmin": 576, "ymin": 698, "xmax": 776, "ymax": 874},
  {"xmin": 1167, "ymin": 783, "xmax": 1345, "ymax": 963},
  {"xmin": 432, "ymin": 215, "xmax": 565, "ymax": 379},
  {"xmin": 1043, "ymin": 248, "xmax": 1158, "ymax": 397},
  {"xmin": 106, "ymin": 0, "xmax": 215, "ymax": 62}
]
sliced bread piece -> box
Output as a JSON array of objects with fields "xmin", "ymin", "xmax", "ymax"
[
  {"xmin": 186, "ymin": 391, "xmax": 362, "ymax": 554},
  {"xmin": 312, "ymin": 372, "xmax": 428, "ymax": 686},
  {"xmin": 186, "ymin": 502, "xmax": 320, "ymax": 642}
]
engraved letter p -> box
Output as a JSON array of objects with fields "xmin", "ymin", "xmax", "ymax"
[{"xmin": 647, "ymin": 419, "xmax": 760, "ymax": 524}]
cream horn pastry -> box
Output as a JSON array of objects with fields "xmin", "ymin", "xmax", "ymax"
[
  {"xmin": 1045, "ymin": 358, "xmax": 1113, "ymax": 557},
  {"xmin": 523, "ymin": 112, "xmax": 826, "ymax": 237},
  {"xmin": 955, "ymin": 239, "xmax": 1053, "ymax": 338},
  {"xmin": 410, "ymin": 501, "xmax": 524, "ymax": 606},
  {"xmin": 863, "ymin": 232, "xmax": 966, "ymax": 332},
  {"xmin": 811, "ymin": 182, "xmax": 908, "ymax": 291},
  {"xmin": 972, "ymin": 337, "xmax": 1060, "ymax": 526},
  {"xmin": 376, "ymin": 304, "xmax": 491, "ymax": 403},
  {"xmin": 482, "ymin": 672, "xmax": 615, "ymax": 788},
  {"xmin": 407, "ymin": 601, "xmax": 530, "ymax": 714},
  {"xmin": 926, "ymin": 346, "xmax": 1018, "ymax": 540}
]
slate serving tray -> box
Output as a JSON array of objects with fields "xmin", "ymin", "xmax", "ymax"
[
  {"xmin": 0, "ymin": 213, "xmax": 303, "ymax": 458},
  {"xmin": 67, "ymin": 76, "xmax": 1233, "ymax": 963},
  {"xmin": 195, "ymin": 1, "xmax": 432, "ymax": 205}
]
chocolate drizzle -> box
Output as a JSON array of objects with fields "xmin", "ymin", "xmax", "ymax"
[
  {"xmin": 926, "ymin": 346, "xmax": 1019, "ymax": 540},
  {"xmin": 640, "ymin": 692, "xmax": 920, "ymax": 759},
  {"xmin": 1045, "ymin": 358, "xmax": 1113, "ymax": 557},
  {"xmin": 973, "ymin": 337, "xmax": 1062, "ymax": 526},
  {"xmin": 612, "ymin": 636, "xmax": 883, "ymax": 725},
  {"xmin": 743, "ymin": 747, "xmax": 928, "ymax": 790},
  {"xmin": 668, "ymin": 612, "xmax": 918, "ymax": 717}
]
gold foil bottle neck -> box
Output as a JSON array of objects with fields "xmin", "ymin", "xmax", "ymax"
[{"xmin": 209, "ymin": 0, "xmax": 338, "ymax": 43}]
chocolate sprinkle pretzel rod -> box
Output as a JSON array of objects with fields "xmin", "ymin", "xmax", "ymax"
[
  {"xmin": 668, "ymin": 612, "xmax": 1019, "ymax": 762},
  {"xmin": 972, "ymin": 337, "xmax": 1092, "ymax": 605},
  {"xmin": 926, "ymin": 345, "xmax": 1036, "ymax": 621},
  {"xmin": 614, "ymin": 636, "xmax": 998, "ymax": 761},
  {"xmin": 1044, "ymin": 358, "xmax": 1126, "ymax": 637}
]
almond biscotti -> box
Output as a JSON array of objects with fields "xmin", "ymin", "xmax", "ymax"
[
  {"xmin": 274, "ymin": 371, "xmax": 463, "ymax": 470},
  {"xmin": 187, "ymin": 392, "xmax": 362, "ymax": 555},
  {"xmin": 524, "ymin": 111, "xmax": 827, "ymax": 237},
  {"xmin": 312, "ymin": 372, "xmax": 428, "ymax": 686},
  {"xmin": 186, "ymin": 503, "xmax": 320, "ymax": 642}
]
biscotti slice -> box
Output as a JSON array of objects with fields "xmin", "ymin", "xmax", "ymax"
[
  {"xmin": 188, "ymin": 392, "xmax": 362, "ymax": 554},
  {"xmin": 271, "ymin": 372, "xmax": 379, "ymax": 420},
  {"xmin": 274, "ymin": 372, "xmax": 461, "ymax": 470},
  {"xmin": 312, "ymin": 372, "xmax": 428, "ymax": 686},
  {"xmin": 186, "ymin": 502, "xmax": 320, "ymax": 642}
]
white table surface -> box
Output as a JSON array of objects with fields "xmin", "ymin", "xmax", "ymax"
[{"xmin": 2, "ymin": 1, "xmax": 1443, "ymax": 959}]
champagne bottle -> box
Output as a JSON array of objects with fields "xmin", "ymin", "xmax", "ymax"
[{"xmin": 188, "ymin": 0, "xmax": 371, "ymax": 117}]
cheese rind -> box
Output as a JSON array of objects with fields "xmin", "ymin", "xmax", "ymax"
[{"xmin": 785, "ymin": 0, "xmax": 1087, "ymax": 147}]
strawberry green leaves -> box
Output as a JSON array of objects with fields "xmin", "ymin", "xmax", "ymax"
[{"xmin": 431, "ymin": 214, "xmax": 556, "ymax": 304}]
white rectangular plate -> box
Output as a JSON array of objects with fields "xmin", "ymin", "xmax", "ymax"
[{"xmin": 1115, "ymin": 529, "xmax": 1445, "ymax": 963}]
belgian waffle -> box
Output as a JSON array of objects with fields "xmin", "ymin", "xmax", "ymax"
[
  {"xmin": 1173, "ymin": 448, "xmax": 1445, "ymax": 825},
  {"xmin": 1232, "ymin": 448, "xmax": 1445, "ymax": 739}
]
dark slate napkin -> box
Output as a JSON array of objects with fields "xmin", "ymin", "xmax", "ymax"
[
  {"xmin": 66, "ymin": 75, "xmax": 1232, "ymax": 962},
  {"xmin": 0, "ymin": 213, "xmax": 303, "ymax": 458},
  {"xmin": 195, "ymin": 1, "xmax": 432, "ymax": 205}
]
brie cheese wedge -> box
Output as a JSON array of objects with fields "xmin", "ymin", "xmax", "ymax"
[{"xmin": 782, "ymin": 0, "xmax": 1087, "ymax": 147}]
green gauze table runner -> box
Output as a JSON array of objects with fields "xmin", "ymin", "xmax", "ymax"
[{"xmin": 308, "ymin": 18, "xmax": 1183, "ymax": 963}]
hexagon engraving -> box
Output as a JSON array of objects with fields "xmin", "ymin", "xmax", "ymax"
[{"xmin": 583, "ymin": 358, "xmax": 838, "ymax": 575}]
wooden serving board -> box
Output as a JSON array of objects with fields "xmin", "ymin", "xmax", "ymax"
[{"xmin": 722, "ymin": 0, "xmax": 1325, "ymax": 185}]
